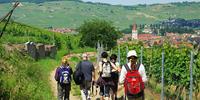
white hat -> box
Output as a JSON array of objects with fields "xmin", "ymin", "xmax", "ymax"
[{"xmin": 127, "ymin": 50, "xmax": 137, "ymax": 58}]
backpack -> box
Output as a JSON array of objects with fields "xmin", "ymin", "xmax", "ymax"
[
  {"xmin": 59, "ymin": 66, "xmax": 71, "ymax": 84},
  {"xmin": 73, "ymin": 62, "xmax": 84, "ymax": 85},
  {"xmin": 101, "ymin": 61, "xmax": 112, "ymax": 78},
  {"xmin": 124, "ymin": 64, "xmax": 145, "ymax": 95}
]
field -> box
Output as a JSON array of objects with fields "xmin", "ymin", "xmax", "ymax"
[{"xmin": 0, "ymin": 1, "xmax": 200, "ymax": 30}]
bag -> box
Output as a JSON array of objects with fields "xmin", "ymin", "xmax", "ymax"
[
  {"xmin": 124, "ymin": 64, "xmax": 145, "ymax": 95},
  {"xmin": 59, "ymin": 66, "xmax": 71, "ymax": 84},
  {"xmin": 73, "ymin": 62, "xmax": 84, "ymax": 85},
  {"xmin": 101, "ymin": 61, "xmax": 112, "ymax": 78}
]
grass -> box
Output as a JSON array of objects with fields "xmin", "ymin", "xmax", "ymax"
[
  {"xmin": 0, "ymin": 1, "xmax": 200, "ymax": 30},
  {"xmin": 0, "ymin": 45, "xmax": 56, "ymax": 99}
]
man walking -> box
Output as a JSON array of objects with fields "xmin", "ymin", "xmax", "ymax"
[{"xmin": 76, "ymin": 53, "xmax": 95, "ymax": 100}]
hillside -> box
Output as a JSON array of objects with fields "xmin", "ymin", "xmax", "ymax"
[
  {"xmin": 0, "ymin": 1, "xmax": 200, "ymax": 30},
  {"xmin": 0, "ymin": 21, "xmax": 95, "ymax": 99}
]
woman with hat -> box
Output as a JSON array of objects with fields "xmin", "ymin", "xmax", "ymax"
[{"xmin": 119, "ymin": 50, "xmax": 147, "ymax": 100}]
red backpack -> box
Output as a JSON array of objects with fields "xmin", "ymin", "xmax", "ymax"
[{"xmin": 124, "ymin": 64, "xmax": 145, "ymax": 95}]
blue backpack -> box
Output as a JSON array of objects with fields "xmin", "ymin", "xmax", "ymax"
[{"xmin": 59, "ymin": 66, "xmax": 71, "ymax": 84}]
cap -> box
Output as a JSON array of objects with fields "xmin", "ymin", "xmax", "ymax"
[{"xmin": 127, "ymin": 50, "xmax": 137, "ymax": 58}]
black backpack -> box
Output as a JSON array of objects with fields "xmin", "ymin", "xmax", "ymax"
[{"xmin": 73, "ymin": 62, "xmax": 84, "ymax": 85}]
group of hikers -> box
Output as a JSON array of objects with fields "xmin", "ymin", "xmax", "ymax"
[{"xmin": 54, "ymin": 50, "xmax": 147, "ymax": 100}]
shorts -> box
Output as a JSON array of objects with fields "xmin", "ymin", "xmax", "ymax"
[
  {"xmin": 80, "ymin": 80, "xmax": 92, "ymax": 90},
  {"xmin": 111, "ymin": 72, "xmax": 119, "ymax": 93}
]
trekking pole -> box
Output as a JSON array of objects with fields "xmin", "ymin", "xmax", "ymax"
[
  {"xmin": 189, "ymin": 51, "xmax": 194, "ymax": 100},
  {"xmin": 161, "ymin": 49, "xmax": 165, "ymax": 100}
]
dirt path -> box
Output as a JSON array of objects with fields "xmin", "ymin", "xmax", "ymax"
[{"xmin": 49, "ymin": 52, "xmax": 161, "ymax": 100}]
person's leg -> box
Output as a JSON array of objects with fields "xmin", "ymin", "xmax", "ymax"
[
  {"xmin": 85, "ymin": 81, "xmax": 92, "ymax": 100},
  {"xmin": 99, "ymin": 86, "xmax": 104, "ymax": 100},
  {"xmin": 104, "ymin": 85, "xmax": 110, "ymax": 100},
  {"xmin": 111, "ymin": 90, "xmax": 114, "ymax": 100},
  {"xmin": 141, "ymin": 91, "xmax": 145, "ymax": 100},
  {"xmin": 80, "ymin": 82, "xmax": 87, "ymax": 100},
  {"xmin": 57, "ymin": 83, "xmax": 63, "ymax": 100},
  {"xmin": 64, "ymin": 85, "xmax": 70, "ymax": 100},
  {"xmin": 114, "ymin": 85, "xmax": 118, "ymax": 100},
  {"xmin": 81, "ymin": 89, "xmax": 87, "ymax": 100}
]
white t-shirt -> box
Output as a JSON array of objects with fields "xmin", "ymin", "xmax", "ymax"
[{"xmin": 119, "ymin": 62, "xmax": 148, "ymax": 84}]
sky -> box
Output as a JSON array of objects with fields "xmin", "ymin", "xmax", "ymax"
[{"xmin": 81, "ymin": 0, "xmax": 200, "ymax": 5}]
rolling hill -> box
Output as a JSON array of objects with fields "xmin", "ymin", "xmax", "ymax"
[{"xmin": 0, "ymin": 1, "xmax": 200, "ymax": 30}]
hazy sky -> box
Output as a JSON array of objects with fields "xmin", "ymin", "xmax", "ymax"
[{"xmin": 82, "ymin": 0, "xmax": 200, "ymax": 5}]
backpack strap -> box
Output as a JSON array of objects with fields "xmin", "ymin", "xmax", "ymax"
[
  {"xmin": 124, "ymin": 64, "xmax": 131, "ymax": 72},
  {"xmin": 124, "ymin": 63, "xmax": 140, "ymax": 72},
  {"xmin": 136, "ymin": 63, "xmax": 140, "ymax": 71},
  {"xmin": 76, "ymin": 61, "xmax": 82, "ymax": 71}
]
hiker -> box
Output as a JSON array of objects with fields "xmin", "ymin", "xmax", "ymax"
[
  {"xmin": 97, "ymin": 52, "xmax": 119, "ymax": 100},
  {"xmin": 110, "ymin": 54, "xmax": 121, "ymax": 100},
  {"xmin": 76, "ymin": 53, "xmax": 95, "ymax": 100},
  {"xmin": 119, "ymin": 50, "xmax": 147, "ymax": 100},
  {"xmin": 54, "ymin": 57, "xmax": 73, "ymax": 100}
]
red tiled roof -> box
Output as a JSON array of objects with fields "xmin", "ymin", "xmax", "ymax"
[{"xmin": 138, "ymin": 34, "xmax": 161, "ymax": 41}]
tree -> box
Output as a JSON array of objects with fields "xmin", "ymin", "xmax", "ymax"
[{"xmin": 78, "ymin": 19, "xmax": 121, "ymax": 49}]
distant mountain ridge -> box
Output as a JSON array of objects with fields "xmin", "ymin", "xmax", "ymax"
[{"xmin": 0, "ymin": 1, "xmax": 199, "ymax": 30}]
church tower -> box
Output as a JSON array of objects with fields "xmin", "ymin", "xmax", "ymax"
[{"xmin": 131, "ymin": 24, "xmax": 138, "ymax": 40}]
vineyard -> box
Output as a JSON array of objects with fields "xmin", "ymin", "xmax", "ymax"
[{"xmin": 112, "ymin": 42, "xmax": 200, "ymax": 99}]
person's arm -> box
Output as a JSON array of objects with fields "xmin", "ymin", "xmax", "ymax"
[
  {"xmin": 110, "ymin": 62, "xmax": 118, "ymax": 71},
  {"xmin": 119, "ymin": 65, "xmax": 127, "ymax": 84},
  {"xmin": 140, "ymin": 64, "xmax": 148, "ymax": 83},
  {"xmin": 116, "ymin": 62, "xmax": 121, "ymax": 72},
  {"xmin": 70, "ymin": 67, "xmax": 73, "ymax": 75},
  {"xmin": 98, "ymin": 62, "xmax": 102, "ymax": 74}
]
